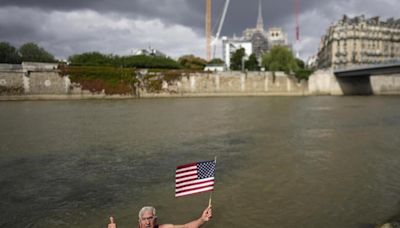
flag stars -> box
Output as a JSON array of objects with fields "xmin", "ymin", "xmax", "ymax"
[{"xmin": 197, "ymin": 161, "xmax": 215, "ymax": 179}]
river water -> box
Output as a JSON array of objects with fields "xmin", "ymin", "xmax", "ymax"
[{"xmin": 1, "ymin": 97, "xmax": 400, "ymax": 227}]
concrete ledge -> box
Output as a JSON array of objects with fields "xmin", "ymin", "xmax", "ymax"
[
  {"xmin": 136, "ymin": 92, "xmax": 308, "ymax": 97},
  {"xmin": 0, "ymin": 92, "xmax": 310, "ymax": 101},
  {"xmin": 0, "ymin": 64, "xmax": 22, "ymax": 71},
  {"xmin": 0, "ymin": 94, "xmax": 135, "ymax": 101}
]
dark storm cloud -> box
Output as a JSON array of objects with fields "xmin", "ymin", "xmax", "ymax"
[
  {"xmin": 0, "ymin": 0, "xmax": 324, "ymax": 35},
  {"xmin": 0, "ymin": 0, "xmax": 399, "ymax": 59},
  {"xmin": 0, "ymin": 0, "xmax": 204, "ymax": 32},
  {"xmin": 0, "ymin": 0, "xmax": 397, "ymax": 34}
]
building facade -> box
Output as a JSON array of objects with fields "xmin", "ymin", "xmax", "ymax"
[
  {"xmin": 133, "ymin": 46, "xmax": 167, "ymax": 57},
  {"xmin": 317, "ymin": 15, "xmax": 400, "ymax": 69},
  {"xmin": 222, "ymin": 0, "xmax": 289, "ymax": 69},
  {"xmin": 222, "ymin": 38, "xmax": 252, "ymax": 69}
]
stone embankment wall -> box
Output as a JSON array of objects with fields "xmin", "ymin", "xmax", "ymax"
[
  {"xmin": 142, "ymin": 71, "xmax": 307, "ymax": 97},
  {"xmin": 0, "ymin": 63, "xmax": 308, "ymax": 99},
  {"xmin": 2, "ymin": 62, "xmax": 400, "ymax": 99},
  {"xmin": 0, "ymin": 62, "xmax": 71, "ymax": 97},
  {"xmin": 370, "ymin": 74, "xmax": 400, "ymax": 95},
  {"xmin": 308, "ymin": 69, "xmax": 343, "ymax": 95},
  {"xmin": 0, "ymin": 64, "xmax": 24, "ymax": 95}
]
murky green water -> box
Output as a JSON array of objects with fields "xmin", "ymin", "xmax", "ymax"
[{"xmin": 1, "ymin": 97, "xmax": 400, "ymax": 227}]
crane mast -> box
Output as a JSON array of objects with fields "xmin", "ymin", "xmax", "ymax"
[
  {"xmin": 213, "ymin": 0, "xmax": 230, "ymax": 44},
  {"xmin": 212, "ymin": 0, "xmax": 230, "ymax": 58},
  {"xmin": 206, "ymin": 0, "xmax": 212, "ymax": 61},
  {"xmin": 205, "ymin": 0, "xmax": 230, "ymax": 60}
]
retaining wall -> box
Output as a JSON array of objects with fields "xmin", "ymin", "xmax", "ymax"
[
  {"xmin": 0, "ymin": 64, "xmax": 24, "ymax": 95},
  {"xmin": 2, "ymin": 62, "xmax": 400, "ymax": 99},
  {"xmin": 142, "ymin": 71, "xmax": 307, "ymax": 97},
  {"xmin": 371, "ymin": 74, "xmax": 400, "ymax": 95}
]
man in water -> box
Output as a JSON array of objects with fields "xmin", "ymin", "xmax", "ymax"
[
  {"xmin": 138, "ymin": 205, "xmax": 212, "ymax": 228},
  {"xmin": 108, "ymin": 216, "xmax": 116, "ymax": 228}
]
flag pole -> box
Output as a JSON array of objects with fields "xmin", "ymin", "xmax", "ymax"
[{"xmin": 208, "ymin": 156, "xmax": 217, "ymax": 207}]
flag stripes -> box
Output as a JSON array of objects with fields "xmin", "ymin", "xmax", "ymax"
[{"xmin": 175, "ymin": 160, "xmax": 215, "ymax": 197}]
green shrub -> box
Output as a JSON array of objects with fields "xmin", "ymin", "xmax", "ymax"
[
  {"xmin": 60, "ymin": 66, "xmax": 137, "ymax": 94},
  {"xmin": 68, "ymin": 52, "xmax": 181, "ymax": 69},
  {"xmin": 294, "ymin": 69, "xmax": 313, "ymax": 81}
]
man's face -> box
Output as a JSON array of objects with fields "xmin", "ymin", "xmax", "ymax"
[{"xmin": 139, "ymin": 210, "xmax": 156, "ymax": 228}]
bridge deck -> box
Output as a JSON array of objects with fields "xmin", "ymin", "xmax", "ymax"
[{"xmin": 334, "ymin": 63, "xmax": 400, "ymax": 77}]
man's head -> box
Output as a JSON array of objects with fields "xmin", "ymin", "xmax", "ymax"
[
  {"xmin": 138, "ymin": 206, "xmax": 157, "ymax": 228},
  {"xmin": 109, "ymin": 216, "xmax": 114, "ymax": 223}
]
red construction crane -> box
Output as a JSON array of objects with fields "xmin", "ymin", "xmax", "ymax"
[{"xmin": 295, "ymin": 0, "xmax": 300, "ymax": 41}]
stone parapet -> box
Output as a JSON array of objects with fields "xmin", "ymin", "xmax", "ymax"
[{"xmin": 21, "ymin": 62, "xmax": 58, "ymax": 72}]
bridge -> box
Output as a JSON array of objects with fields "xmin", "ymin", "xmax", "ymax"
[
  {"xmin": 334, "ymin": 62, "xmax": 400, "ymax": 77},
  {"xmin": 309, "ymin": 63, "xmax": 400, "ymax": 95}
]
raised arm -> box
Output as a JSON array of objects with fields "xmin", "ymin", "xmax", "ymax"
[{"xmin": 160, "ymin": 206, "xmax": 212, "ymax": 228}]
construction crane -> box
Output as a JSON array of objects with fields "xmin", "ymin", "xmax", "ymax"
[
  {"xmin": 212, "ymin": 0, "xmax": 230, "ymax": 59},
  {"xmin": 206, "ymin": 0, "xmax": 212, "ymax": 61},
  {"xmin": 206, "ymin": 0, "xmax": 230, "ymax": 61}
]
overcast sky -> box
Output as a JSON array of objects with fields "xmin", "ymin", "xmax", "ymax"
[{"xmin": 0, "ymin": 0, "xmax": 399, "ymax": 61}]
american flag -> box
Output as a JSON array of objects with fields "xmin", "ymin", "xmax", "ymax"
[{"xmin": 175, "ymin": 160, "xmax": 216, "ymax": 197}]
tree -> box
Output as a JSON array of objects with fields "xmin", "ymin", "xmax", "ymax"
[
  {"xmin": 294, "ymin": 58, "xmax": 313, "ymax": 81},
  {"xmin": 208, "ymin": 58, "xmax": 225, "ymax": 65},
  {"xmin": 230, "ymin": 48, "xmax": 245, "ymax": 70},
  {"xmin": 294, "ymin": 68, "xmax": 313, "ymax": 81},
  {"xmin": 245, "ymin": 54, "xmax": 259, "ymax": 71},
  {"xmin": 68, "ymin": 52, "xmax": 114, "ymax": 66},
  {"xmin": 178, "ymin": 55, "xmax": 207, "ymax": 70},
  {"xmin": 0, "ymin": 42, "xmax": 21, "ymax": 64},
  {"xmin": 68, "ymin": 52, "xmax": 181, "ymax": 69},
  {"xmin": 19, "ymin": 42, "xmax": 56, "ymax": 62},
  {"xmin": 261, "ymin": 45, "xmax": 298, "ymax": 74},
  {"xmin": 295, "ymin": 58, "xmax": 305, "ymax": 69}
]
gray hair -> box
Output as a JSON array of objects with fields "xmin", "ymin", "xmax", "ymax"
[{"xmin": 138, "ymin": 206, "xmax": 156, "ymax": 220}]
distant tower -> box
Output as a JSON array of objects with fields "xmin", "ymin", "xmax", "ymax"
[{"xmin": 256, "ymin": 0, "xmax": 264, "ymax": 31}]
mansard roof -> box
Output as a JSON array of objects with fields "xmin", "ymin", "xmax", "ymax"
[{"xmin": 339, "ymin": 14, "xmax": 400, "ymax": 28}]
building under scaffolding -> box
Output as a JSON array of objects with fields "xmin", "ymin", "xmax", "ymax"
[{"xmin": 222, "ymin": 0, "xmax": 290, "ymax": 69}]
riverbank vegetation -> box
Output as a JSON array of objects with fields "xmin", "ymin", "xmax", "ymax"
[
  {"xmin": 178, "ymin": 55, "xmax": 207, "ymax": 70},
  {"xmin": 63, "ymin": 52, "xmax": 208, "ymax": 94},
  {"xmin": 59, "ymin": 65, "xmax": 202, "ymax": 95},
  {"xmin": 60, "ymin": 65, "xmax": 137, "ymax": 94},
  {"xmin": 1, "ymin": 41, "xmax": 313, "ymax": 95},
  {"xmin": 68, "ymin": 52, "xmax": 182, "ymax": 69},
  {"xmin": 1, "ymin": 41, "xmax": 313, "ymax": 81}
]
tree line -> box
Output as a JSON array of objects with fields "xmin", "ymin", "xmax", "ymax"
[
  {"xmin": 0, "ymin": 41, "xmax": 313, "ymax": 80},
  {"xmin": 0, "ymin": 41, "xmax": 223, "ymax": 70},
  {"xmin": 0, "ymin": 42, "xmax": 56, "ymax": 64}
]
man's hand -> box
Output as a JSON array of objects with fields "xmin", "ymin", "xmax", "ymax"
[{"xmin": 201, "ymin": 206, "xmax": 212, "ymax": 222}]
